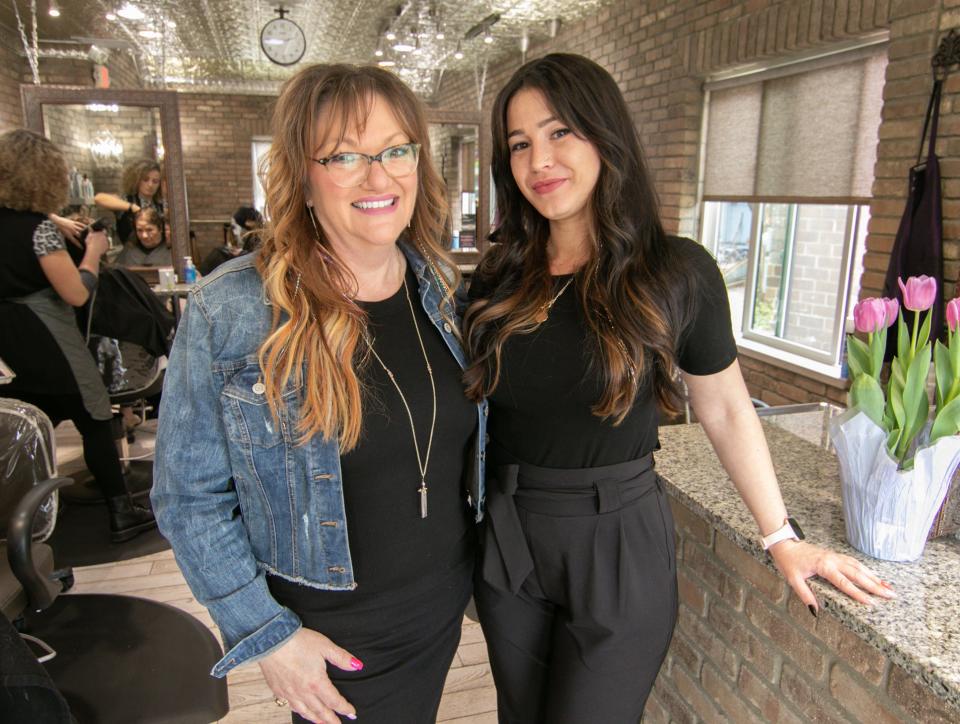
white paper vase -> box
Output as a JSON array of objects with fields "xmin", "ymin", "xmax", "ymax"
[{"xmin": 829, "ymin": 409, "xmax": 960, "ymax": 562}]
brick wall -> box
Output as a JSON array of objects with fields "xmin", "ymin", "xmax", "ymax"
[
  {"xmin": 644, "ymin": 497, "xmax": 960, "ymax": 723},
  {"xmin": 176, "ymin": 93, "xmax": 274, "ymax": 256},
  {"xmin": 0, "ymin": 40, "xmax": 22, "ymax": 133},
  {"xmin": 433, "ymin": 0, "xmax": 960, "ymax": 408}
]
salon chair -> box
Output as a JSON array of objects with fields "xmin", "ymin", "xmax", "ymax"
[{"xmin": 1, "ymin": 404, "xmax": 229, "ymax": 724}]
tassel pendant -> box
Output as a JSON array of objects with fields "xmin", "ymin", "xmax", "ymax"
[{"xmin": 419, "ymin": 481, "xmax": 428, "ymax": 519}]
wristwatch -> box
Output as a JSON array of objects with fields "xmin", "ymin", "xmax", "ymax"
[{"xmin": 761, "ymin": 517, "xmax": 805, "ymax": 550}]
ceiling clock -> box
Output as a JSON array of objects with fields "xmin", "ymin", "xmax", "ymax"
[{"xmin": 260, "ymin": 8, "xmax": 306, "ymax": 66}]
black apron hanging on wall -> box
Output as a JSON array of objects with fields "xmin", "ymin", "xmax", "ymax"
[{"xmin": 882, "ymin": 79, "xmax": 944, "ymax": 358}]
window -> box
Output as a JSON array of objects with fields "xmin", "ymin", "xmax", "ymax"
[{"xmin": 698, "ymin": 40, "xmax": 886, "ymax": 375}]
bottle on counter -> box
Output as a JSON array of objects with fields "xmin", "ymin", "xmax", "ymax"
[{"xmin": 183, "ymin": 256, "xmax": 197, "ymax": 285}]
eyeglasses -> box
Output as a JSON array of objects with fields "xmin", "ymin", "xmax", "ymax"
[{"xmin": 312, "ymin": 142, "xmax": 421, "ymax": 189}]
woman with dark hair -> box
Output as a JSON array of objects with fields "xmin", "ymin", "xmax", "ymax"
[
  {"xmin": 153, "ymin": 64, "xmax": 485, "ymax": 724},
  {"xmin": 94, "ymin": 158, "xmax": 164, "ymax": 243},
  {"xmin": 463, "ymin": 53, "xmax": 894, "ymax": 722},
  {"xmin": 114, "ymin": 207, "xmax": 172, "ymax": 267},
  {"xmin": 0, "ymin": 129, "xmax": 155, "ymax": 542}
]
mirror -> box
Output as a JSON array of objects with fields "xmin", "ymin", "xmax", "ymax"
[
  {"xmin": 21, "ymin": 86, "xmax": 189, "ymax": 271},
  {"xmin": 426, "ymin": 109, "xmax": 488, "ymax": 261}
]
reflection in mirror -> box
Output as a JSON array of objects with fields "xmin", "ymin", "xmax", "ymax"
[
  {"xmin": 428, "ymin": 123, "xmax": 479, "ymax": 250},
  {"xmin": 42, "ymin": 104, "xmax": 165, "ymax": 249},
  {"xmin": 21, "ymin": 86, "xmax": 188, "ymax": 273}
]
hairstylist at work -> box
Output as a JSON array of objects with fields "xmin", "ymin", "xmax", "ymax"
[
  {"xmin": 463, "ymin": 54, "xmax": 895, "ymax": 723},
  {"xmin": 0, "ymin": 129, "xmax": 155, "ymax": 542},
  {"xmin": 152, "ymin": 64, "xmax": 485, "ymax": 724},
  {"xmin": 94, "ymin": 158, "xmax": 163, "ymax": 244}
]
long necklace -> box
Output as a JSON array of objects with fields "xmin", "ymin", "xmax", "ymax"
[
  {"xmin": 533, "ymin": 276, "xmax": 575, "ymax": 324},
  {"xmin": 364, "ymin": 276, "xmax": 437, "ymax": 518}
]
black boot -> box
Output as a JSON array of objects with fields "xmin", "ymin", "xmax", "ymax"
[{"xmin": 107, "ymin": 495, "xmax": 156, "ymax": 543}]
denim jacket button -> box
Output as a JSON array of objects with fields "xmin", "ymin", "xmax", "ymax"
[
  {"xmin": 443, "ymin": 322, "xmax": 453, "ymax": 334},
  {"xmin": 252, "ymin": 382, "xmax": 265, "ymax": 395}
]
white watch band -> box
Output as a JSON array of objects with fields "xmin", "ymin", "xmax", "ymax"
[{"xmin": 761, "ymin": 519, "xmax": 799, "ymax": 550}]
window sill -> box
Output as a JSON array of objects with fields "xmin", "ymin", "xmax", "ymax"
[{"xmin": 735, "ymin": 337, "xmax": 848, "ymax": 389}]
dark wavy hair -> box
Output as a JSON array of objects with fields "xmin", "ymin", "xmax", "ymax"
[{"xmin": 463, "ymin": 53, "xmax": 697, "ymax": 422}]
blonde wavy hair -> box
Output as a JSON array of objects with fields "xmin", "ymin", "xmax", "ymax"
[
  {"xmin": 0, "ymin": 129, "xmax": 68, "ymax": 214},
  {"xmin": 257, "ymin": 63, "xmax": 457, "ymax": 449},
  {"xmin": 121, "ymin": 158, "xmax": 163, "ymax": 203}
]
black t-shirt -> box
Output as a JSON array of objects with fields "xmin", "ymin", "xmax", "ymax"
[
  {"xmin": 471, "ymin": 236, "xmax": 737, "ymax": 469},
  {"xmin": 0, "ymin": 209, "xmax": 64, "ymax": 299},
  {"xmin": 333, "ymin": 266, "xmax": 477, "ymax": 593}
]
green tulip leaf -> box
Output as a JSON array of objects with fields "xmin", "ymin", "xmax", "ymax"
[
  {"xmin": 931, "ymin": 396, "xmax": 960, "ymax": 444},
  {"xmin": 918, "ymin": 308, "xmax": 932, "ymax": 350},
  {"xmin": 850, "ymin": 374, "xmax": 885, "ymax": 427},
  {"xmin": 897, "ymin": 314, "xmax": 910, "ymax": 363},
  {"xmin": 897, "ymin": 343, "xmax": 932, "ymax": 459},
  {"xmin": 935, "ymin": 340, "xmax": 952, "ymax": 409},
  {"xmin": 871, "ymin": 327, "xmax": 886, "ymax": 379},
  {"xmin": 846, "ymin": 336, "xmax": 871, "ymax": 379}
]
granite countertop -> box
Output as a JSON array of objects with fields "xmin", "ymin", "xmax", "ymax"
[{"xmin": 655, "ymin": 405, "xmax": 960, "ymax": 708}]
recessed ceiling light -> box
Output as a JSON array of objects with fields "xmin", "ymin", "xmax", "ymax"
[
  {"xmin": 483, "ymin": 32, "xmax": 494, "ymax": 44},
  {"xmin": 117, "ymin": 3, "xmax": 146, "ymax": 21},
  {"xmin": 48, "ymin": 1, "xmax": 60, "ymax": 18},
  {"xmin": 453, "ymin": 41, "xmax": 464, "ymax": 60},
  {"xmin": 377, "ymin": 60, "xmax": 396, "ymax": 67},
  {"xmin": 392, "ymin": 40, "xmax": 415, "ymax": 53},
  {"xmin": 138, "ymin": 29, "xmax": 161, "ymax": 39},
  {"xmin": 385, "ymin": 30, "xmax": 396, "ymax": 41}
]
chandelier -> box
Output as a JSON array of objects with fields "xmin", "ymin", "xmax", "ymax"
[{"xmin": 89, "ymin": 129, "xmax": 124, "ymax": 168}]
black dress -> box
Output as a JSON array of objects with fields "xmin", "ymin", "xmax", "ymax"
[
  {"xmin": 268, "ymin": 267, "xmax": 478, "ymax": 723},
  {"xmin": 472, "ymin": 237, "xmax": 738, "ymax": 723}
]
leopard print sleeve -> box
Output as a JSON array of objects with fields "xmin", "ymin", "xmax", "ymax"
[{"xmin": 32, "ymin": 219, "xmax": 68, "ymax": 257}]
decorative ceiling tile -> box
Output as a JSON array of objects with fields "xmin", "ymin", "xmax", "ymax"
[{"xmin": 2, "ymin": 0, "xmax": 610, "ymax": 97}]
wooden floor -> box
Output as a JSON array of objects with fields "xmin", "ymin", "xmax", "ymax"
[{"xmin": 56, "ymin": 420, "xmax": 499, "ymax": 723}]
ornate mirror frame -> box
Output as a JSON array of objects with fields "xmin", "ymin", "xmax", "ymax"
[{"xmin": 21, "ymin": 85, "xmax": 189, "ymax": 266}]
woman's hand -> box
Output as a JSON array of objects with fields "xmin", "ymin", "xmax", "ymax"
[
  {"xmin": 767, "ymin": 540, "xmax": 896, "ymax": 612},
  {"xmin": 258, "ymin": 628, "xmax": 362, "ymax": 723},
  {"xmin": 84, "ymin": 230, "xmax": 109, "ymax": 260},
  {"xmin": 49, "ymin": 213, "xmax": 87, "ymax": 247}
]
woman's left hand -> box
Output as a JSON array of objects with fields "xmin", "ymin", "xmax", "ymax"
[
  {"xmin": 49, "ymin": 213, "xmax": 87, "ymax": 247},
  {"xmin": 767, "ymin": 540, "xmax": 896, "ymax": 611}
]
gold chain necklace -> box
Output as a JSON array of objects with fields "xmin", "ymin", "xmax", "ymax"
[
  {"xmin": 364, "ymin": 275, "xmax": 437, "ymax": 519},
  {"xmin": 533, "ymin": 276, "xmax": 575, "ymax": 324}
]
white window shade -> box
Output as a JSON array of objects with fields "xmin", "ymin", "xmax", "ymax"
[{"xmin": 703, "ymin": 48, "xmax": 887, "ymax": 202}]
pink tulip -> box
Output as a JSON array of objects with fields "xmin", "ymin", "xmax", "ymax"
[
  {"xmin": 853, "ymin": 298, "xmax": 887, "ymax": 334},
  {"xmin": 898, "ymin": 275, "xmax": 938, "ymax": 312},
  {"xmin": 948, "ymin": 298, "xmax": 960, "ymax": 332},
  {"xmin": 883, "ymin": 297, "xmax": 899, "ymax": 328}
]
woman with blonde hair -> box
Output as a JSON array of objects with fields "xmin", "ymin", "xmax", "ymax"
[
  {"xmin": 153, "ymin": 64, "xmax": 485, "ymax": 724},
  {"xmin": 94, "ymin": 158, "xmax": 163, "ymax": 243},
  {"xmin": 0, "ymin": 129, "xmax": 155, "ymax": 542}
]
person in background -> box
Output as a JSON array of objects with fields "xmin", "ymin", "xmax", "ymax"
[
  {"xmin": 152, "ymin": 64, "xmax": 485, "ymax": 724},
  {"xmin": 463, "ymin": 54, "xmax": 895, "ymax": 723},
  {"xmin": 0, "ymin": 129, "xmax": 155, "ymax": 543},
  {"xmin": 94, "ymin": 158, "xmax": 163, "ymax": 244},
  {"xmin": 197, "ymin": 206, "xmax": 265, "ymax": 276},
  {"xmin": 113, "ymin": 208, "xmax": 172, "ymax": 267}
]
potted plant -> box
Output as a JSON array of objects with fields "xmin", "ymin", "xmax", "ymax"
[{"xmin": 830, "ymin": 275, "xmax": 960, "ymax": 561}]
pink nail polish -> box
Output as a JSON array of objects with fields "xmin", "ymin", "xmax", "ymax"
[
  {"xmin": 350, "ymin": 657, "xmax": 364, "ymax": 671},
  {"xmin": 347, "ymin": 715, "xmax": 357, "ymax": 721}
]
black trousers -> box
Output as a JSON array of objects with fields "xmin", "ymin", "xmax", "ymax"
[
  {"xmin": 4, "ymin": 392, "xmax": 126, "ymax": 498},
  {"xmin": 476, "ymin": 455, "xmax": 678, "ymax": 723},
  {"xmin": 269, "ymin": 555, "xmax": 473, "ymax": 724}
]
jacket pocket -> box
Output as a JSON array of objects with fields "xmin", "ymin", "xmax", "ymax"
[{"xmin": 221, "ymin": 361, "xmax": 302, "ymax": 448}]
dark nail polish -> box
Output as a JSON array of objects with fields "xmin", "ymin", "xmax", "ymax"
[{"xmin": 808, "ymin": 604, "xmax": 818, "ymax": 618}]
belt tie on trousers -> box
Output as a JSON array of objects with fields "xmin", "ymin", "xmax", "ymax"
[{"xmin": 481, "ymin": 453, "xmax": 657, "ymax": 595}]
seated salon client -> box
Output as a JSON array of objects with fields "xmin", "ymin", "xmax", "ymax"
[
  {"xmin": 94, "ymin": 158, "xmax": 164, "ymax": 244},
  {"xmin": 113, "ymin": 207, "xmax": 172, "ymax": 267},
  {"xmin": 0, "ymin": 129, "xmax": 155, "ymax": 542},
  {"xmin": 152, "ymin": 64, "xmax": 485, "ymax": 724},
  {"xmin": 463, "ymin": 54, "xmax": 896, "ymax": 723}
]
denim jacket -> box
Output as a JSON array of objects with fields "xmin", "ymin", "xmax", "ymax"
[{"xmin": 152, "ymin": 243, "xmax": 486, "ymax": 677}]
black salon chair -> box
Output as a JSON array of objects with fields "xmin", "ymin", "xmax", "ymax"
[{"xmin": 1, "ymin": 404, "xmax": 229, "ymax": 724}]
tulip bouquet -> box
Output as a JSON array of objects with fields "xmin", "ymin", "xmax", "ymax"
[
  {"xmin": 832, "ymin": 275, "xmax": 960, "ymax": 561},
  {"xmin": 845, "ymin": 275, "xmax": 960, "ymax": 469}
]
